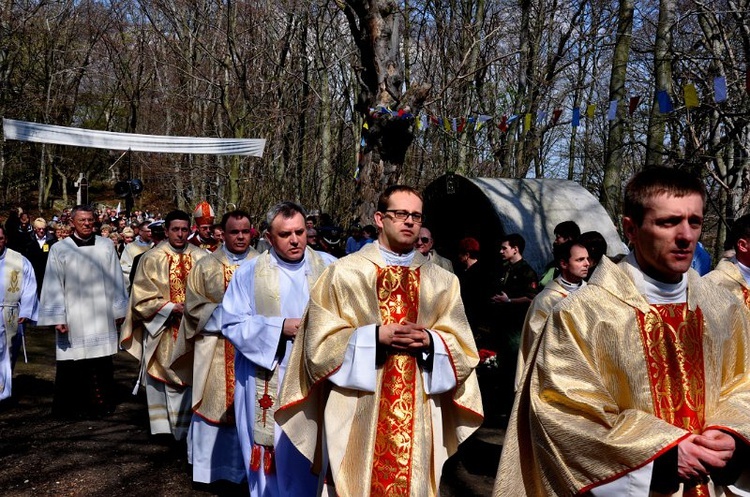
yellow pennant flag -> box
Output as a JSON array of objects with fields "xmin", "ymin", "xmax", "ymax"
[
  {"xmin": 586, "ymin": 104, "xmax": 596, "ymax": 119},
  {"xmin": 524, "ymin": 113, "xmax": 532, "ymax": 132},
  {"xmin": 443, "ymin": 118, "xmax": 451, "ymax": 132},
  {"xmin": 684, "ymin": 84, "xmax": 699, "ymax": 108}
]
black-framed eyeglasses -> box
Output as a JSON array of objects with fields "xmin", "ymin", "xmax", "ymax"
[
  {"xmin": 418, "ymin": 237, "xmax": 431, "ymax": 243},
  {"xmin": 384, "ymin": 210, "xmax": 424, "ymax": 224}
]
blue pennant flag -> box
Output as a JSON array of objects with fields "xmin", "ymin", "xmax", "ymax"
[{"xmin": 657, "ymin": 90, "xmax": 673, "ymax": 113}]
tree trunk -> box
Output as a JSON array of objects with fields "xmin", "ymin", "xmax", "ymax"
[
  {"xmin": 601, "ymin": 0, "xmax": 634, "ymax": 219},
  {"xmin": 645, "ymin": 0, "xmax": 674, "ymax": 168}
]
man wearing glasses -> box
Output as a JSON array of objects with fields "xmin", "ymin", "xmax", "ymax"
[
  {"xmin": 278, "ymin": 185, "xmax": 483, "ymax": 497},
  {"xmin": 415, "ymin": 226, "xmax": 454, "ymax": 273}
]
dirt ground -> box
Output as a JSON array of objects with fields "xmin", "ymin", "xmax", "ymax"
[{"xmin": 0, "ymin": 329, "xmax": 500, "ymax": 497}]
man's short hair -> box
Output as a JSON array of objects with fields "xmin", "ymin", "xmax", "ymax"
[
  {"xmin": 500, "ymin": 233, "xmax": 526, "ymax": 255},
  {"xmin": 729, "ymin": 214, "xmax": 750, "ymax": 251},
  {"xmin": 458, "ymin": 237, "xmax": 480, "ymax": 258},
  {"xmin": 138, "ymin": 220, "xmax": 151, "ymax": 230},
  {"xmin": 266, "ymin": 202, "xmax": 306, "ymax": 229},
  {"xmin": 32, "ymin": 218, "xmax": 47, "ymax": 229},
  {"xmin": 554, "ymin": 221, "xmax": 580, "ymax": 241},
  {"xmin": 220, "ymin": 210, "xmax": 252, "ymax": 230},
  {"xmin": 70, "ymin": 204, "xmax": 94, "ymax": 219},
  {"xmin": 623, "ymin": 167, "xmax": 706, "ymax": 226},
  {"xmin": 579, "ymin": 231, "xmax": 607, "ymax": 265},
  {"xmin": 376, "ymin": 185, "xmax": 423, "ymax": 213},
  {"xmin": 362, "ymin": 225, "xmax": 377, "ymax": 238},
  {"xmin": 164, "ymin": 210, "xmax": 191, "ymax": 230},
  {"xmin": 553, "ymin": 240, "xmax": 587, "ymax": 267}
]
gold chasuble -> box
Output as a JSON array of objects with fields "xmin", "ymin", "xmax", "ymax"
[
  {"xmin": 494, "ymin": 256, "xmax": 750, "ymax": 497},
  {"xmin": 704, "ymin": 259, "xmax": 750, "ymax": 309},
  {"xmin": 170, "ymin": 247, "xmax": 258, "ymax": 424},
  {"xmin": 277, "ymin": 242, "xmax": 483, "ymax": 497},
  {"xmin": 120, "ymin": 242, "xmax": 206, "ymax": 386}
]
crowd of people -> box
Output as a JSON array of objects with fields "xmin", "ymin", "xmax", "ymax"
[{"xmin": 1, "ymin": 166, "xmax": 749, "ymax": 496}]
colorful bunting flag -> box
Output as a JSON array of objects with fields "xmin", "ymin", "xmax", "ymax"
[
  {"xmin": 684, "ymin": 84, "xmax": 699, "ymax": 108},
  {"xmin": 498, "ymin": 115, "xmax": 508, "ymax": 132},
  {"xmin": 714, "ymin": 76, "xmax": 727, "ymax": 102},
  {"xmin": 572, "ymin": 108, "xmax": 580, "ymax": 128},
  {"xmin": 476, "ymin": 114, "xmax": 492, "ymax": 131},
  {"xmin": 586, "ymin": 104, "xmax": 596, "ymax": 119},
  {"xmin": 552, "ymin": 108, "xmax": 562, "ymax": 125},
  {"xmin": 607, "ymin": 100, "xmax": 618, "ymax": 121},
  {"xmin": 657, "ymin": 90, "xmax": 673, "ymax": 113},
  {"xmin": 536, "ymin": 110, "xmax": 546, "ymax": 124},
  {"xmin": 628, "ymin": 96, "xmax": 641, "ymax": 116},
  {"xmin": 524, "ymin": 113, "xmax": 532, "ymax": 132}
]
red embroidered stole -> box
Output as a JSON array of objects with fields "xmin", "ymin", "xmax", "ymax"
[
  {"xmin": 370, "ymin": 266, "xmax": 420, "ymax": 497},
  {"xmin": 638, "ymin": 303, "xmax": 707, "ymax": 496},
  {"xmin": 166, "ymin": 252, "xmax": 192, "ymax": 340}
]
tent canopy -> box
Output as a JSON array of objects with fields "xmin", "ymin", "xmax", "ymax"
[
  {"xmin": 3, "ymin": 118, "xmax": 265, "ymax": 157},
  {"xmin": 423, "ymin": 174, "xmax": 627, "ymax": 275}
]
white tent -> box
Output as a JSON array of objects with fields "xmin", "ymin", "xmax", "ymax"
[{"xmin": 423, "ymin": 174, "xmax": 627, "ymax": 275}]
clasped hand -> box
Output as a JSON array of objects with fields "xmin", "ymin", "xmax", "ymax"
[
  {"xmin": 677, "ymin": 429, "xmax": 735, "ymax": 482},
  {"xmin": 378, "ymin": 321, "xmax": 430, "ymax": 351}
]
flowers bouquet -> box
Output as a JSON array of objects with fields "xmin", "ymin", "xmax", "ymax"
[{"xmin": 477, "ymin": 349, "xmax": 498, "ymax": 369}]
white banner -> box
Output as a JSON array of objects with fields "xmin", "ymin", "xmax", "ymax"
[{"xmin": 3, "ymin": 118, "xmax": 265, "ymax": 157}]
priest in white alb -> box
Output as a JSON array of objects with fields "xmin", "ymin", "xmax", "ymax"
[
  {"xmin": 222, "ymin": 201, "xmax": 335, "ymax": 496},
  {"xmin": 38, "ymin": 205, "xmax": 128, "ymax": 418},
  {"xmin": 0, "ymin": 226, "xmax": 38, "ymax": 401}
]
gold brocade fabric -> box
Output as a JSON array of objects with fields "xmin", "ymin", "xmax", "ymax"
[
  {"xmin": 371, "ymin": 266, "xmax": 420, "ymax": 496},
  {"xmin": 276, "ymin": 242, "xmax": 483, "ymax": 497},
  {"xmin": 170, "ymin": 247, "xmax": 258, "ymax": 424},
  {"xmin": 120, "ymin": 242, "xmax": 206, "ymax": 386},
  {"xmin": 494, "ymin": 256, "xmax": 750, "ymax": 497},
  {"xmin": 704, "ymin": 259, "xmax": 750, "ymax": 309}
]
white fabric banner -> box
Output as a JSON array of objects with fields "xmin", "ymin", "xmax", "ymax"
[{"xmin": 2, "ymin": 118, "xmax": 265, "ymax": 157}]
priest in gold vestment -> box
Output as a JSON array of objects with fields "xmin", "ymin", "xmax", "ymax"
[
  {"xmin": 277, "ymin": 186, "xmax": 483, "ymax": 497},
  {"xmin": 495, "ymin": 168, "xmax": 750, "ymax": 496},
  {"xmin": 704, "ymin": 213, "xmax": 750, "ymax": 309},
  {"xmin": 171, "ymin": 210, "xmax": 259, "ymax": 484},
  {"xmin": 514, "ymin": 240, "xmax": 589, "ymax": 391},
  {"xmin": 121, "ymin": 210, "xmax": 206, "ymax": 440}
]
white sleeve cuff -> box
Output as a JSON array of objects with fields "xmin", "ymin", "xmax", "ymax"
[
  {"xmin": 145, "ymin": 302, "xmax": 174, "ymax": 337},
  {"xmin": 589, "ymin": 462, "xmax": 653, "ymax": 496},
  {"xmin": 329, "ymin": 324, "xmax": 377, "ymax": 392},
  {"xmin": 422, "ymin": 330, "xmax": 457, "ymax": 395}
]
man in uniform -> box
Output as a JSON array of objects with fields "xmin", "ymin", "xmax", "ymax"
[
  {"xmin": 495, "ymin": 167, "xmax": 750, "ymax": 496},
  {"xmin": 704, "ymin": 213, "xmax": 750, "ymax": 305},
  {"xmin": 188, "ymin": 201, "xmax": 219, "ymax": 252},
  {"xmin": 221, "ymin": 201, "xmax": 335, "ymax": 496},
  {"xmin": 172, "ymin": 210, "xmax": 259, "ymax": 485},
  {"xmin": 0, "ymin": 226, "xmax": 37, "ymax": 401},
  {"xmin": 121, "ymin": 210, "xmax": 206, "ymax": 440},
  {"xmin": 39, "ymin": 205, "xmax": 128, "ymax": 418},
  {"xmin": 277, "ymin": 186, "xmax": 483, "ymax": 497},
  {"xmin": 415, "ymin": 226, "xmax": 454, "ymax": 272}
]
